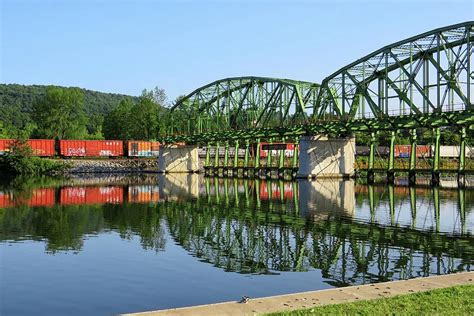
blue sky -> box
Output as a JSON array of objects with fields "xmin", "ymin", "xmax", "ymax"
[{"xmin": 1, "ymin": 0, "xmax": 473, "ymax": 102}]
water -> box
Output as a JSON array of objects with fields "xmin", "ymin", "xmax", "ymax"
[{"xmin": 0, "ymin": 175, "xmax": 473, "ymax": 315}]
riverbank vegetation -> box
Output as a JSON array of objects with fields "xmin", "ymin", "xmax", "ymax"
[
  {"xmin": 267, "ymin": 284, "xmax": 474, "ymax": 315},
  {"xmin": 0, "ymin": 140, "xmax": 67, "ymax": 176}
]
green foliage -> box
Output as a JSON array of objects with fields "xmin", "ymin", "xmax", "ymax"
[
  {"xmin": 33, "ymin": 87, "xmax": 88, "ymax": 139},
  {"xmin": 0, "ymin": 140, "xmax": 67, "ymax": 176},
  {"xmin": 103, "ymin": 88, "xmax": 169, "ymax": 140},
  {"xmin": 0, "ymin": 84, "xmax": 138, "ymax": 139},
  {"xmin": 130, "ymin": 96, "xmax": 162, "ymax": 139},
  {"xmin": 103, "ymin": 98, "xmax": 134, "ymax": 140}
]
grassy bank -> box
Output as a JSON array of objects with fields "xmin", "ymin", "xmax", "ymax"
[{"xmin": 268, "ymin": 285, "xmax": 474, "ymax": 316}]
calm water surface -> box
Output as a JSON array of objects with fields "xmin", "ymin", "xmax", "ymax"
[{"xmin": 1, "ymin": 175, "xmax": 473, "ymax": 315}]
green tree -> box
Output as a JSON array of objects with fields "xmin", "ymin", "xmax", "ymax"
[
  {"xmin": 33, "ymin": 87, "xmax": 87, "ymax": 139},
  {"xmin": 103, "ymin": 98, "xmax": 134, "ymax": 140},
  {"xmin": 142, "ymin": 86, "xmax": 167, "ymax": 105},
  {"xmin": 130, "ymin": 97, "xmax": 161, "ymax": 140}
]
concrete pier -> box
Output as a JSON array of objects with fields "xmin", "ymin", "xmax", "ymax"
[
  {"xmin": 158, "ymin": 145, "xmax": 199, "ymax": 173},
  {"xmin": 297, "ymin": 136, "xmax": 355, "ymax": 179}
]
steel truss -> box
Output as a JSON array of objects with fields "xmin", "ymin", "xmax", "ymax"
[
  {"xmin": 167, "ymin": 77, "xmax": 319, "ymax": 135},
  {"xmin": 163, "ymin": 21, "xmax": 474, "ymax": 143}
]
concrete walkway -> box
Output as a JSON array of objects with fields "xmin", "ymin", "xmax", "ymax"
[{"xmin": 125, "ymin": 272, "xmax": 473, "ymax": 316}]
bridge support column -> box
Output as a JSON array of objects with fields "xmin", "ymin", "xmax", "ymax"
[
  {"xmin": 387, "ymin": 130, "xmax": 396, "ymax": 183},
  {"xmin": 292, "ymin": 139, "xmax": 299, "ymax": 178},
  {"xmin": 432, "ymin": 128, "xmax": 441, "ymax": 186},
  {"xmin": 368, "ymin": 132, "xmax": 376, "ymax": 184},
  {"xmin": 296, "ymin": 135, "xmax": 355, "ymax": 179},
  {"xmin": 254, "ymin": 138, "xmax": 261, "ymax": 177},
  {"xmin": 266, "ymin": 138, "xmax": 273, "ymax": 178},
  {"xmin": 244, "ymin": 140, "xmax": 250, "ymax": 177},
  {"xmin": 214, "ymin": 142, "xmax": 220, "ymax": 169},
  {"xmin": 233, "ymin": 141, "xmax": 240, "ymax": 170},
  {"xmin": 205, "ymin": 143, "xmax": 211, "ymax": 168},
  {"xmin": 158, "ymin": 144, "xmax": 200, "ymax": 173},
  {"xmin": 224, "ymin": 142, "xmax": 229, "ymax": 170},
  {"xmin": 278, "ymin": 138, "xmax": 285, "ymax": 178},
  {"xmin": 409, "ymin": 129, "xmax": 417, "ymax": 185}
]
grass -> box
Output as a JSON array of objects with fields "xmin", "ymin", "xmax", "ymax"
[{"xmin": 267, "ymin": 285, "xmax": 474, "ymax": 316}]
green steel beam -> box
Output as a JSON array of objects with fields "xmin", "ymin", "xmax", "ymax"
[
  {"xmin": 409, "ymin": 129, "xmax": 417, "ymax": 172},
  {"xmin": 459, "ymin": 127, "xmax": 466, "ymax": 172},
  {"xmin": 160, "ymin": 22, "xmax": 473, "ymax": 145},
  {"xmin": 234, "ymin": 141, "xmax": 240, "ymax": 169},
  {"xmin": 388, "ymin": 130, "xmax": 396, "ymax": 172}
]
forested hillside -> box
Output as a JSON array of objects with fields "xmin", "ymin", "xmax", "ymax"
[{"xmin": 0, "ymin": 84, "xmax": 173, "ymax": 140}]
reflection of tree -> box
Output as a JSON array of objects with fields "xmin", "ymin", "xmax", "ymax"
[
  {"xmin": 102, "ymin": 204, "xmax": 166, "ymax": 252},
  {"xmin": 0, "ymin": 205, "xmax": 104, "ymax": 253},
  {"xmin": 0, "ymin": 203, "xmax": 167, "ymax": 254}
]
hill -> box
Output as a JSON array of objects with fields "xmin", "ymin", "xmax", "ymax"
[{"xmin": 0, "ymin": 84, "xmax": 139, "ymax": 137}]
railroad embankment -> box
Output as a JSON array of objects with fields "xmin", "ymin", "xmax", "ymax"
[{"xmin": 59, "ymin": 158, "xmax": 159, "ymax": 174}]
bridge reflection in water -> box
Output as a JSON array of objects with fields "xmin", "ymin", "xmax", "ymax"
[{"xmin": 0, "ymin": 174, "xmax": 472, "ymax": 286}]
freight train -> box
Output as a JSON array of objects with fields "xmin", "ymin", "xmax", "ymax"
[
  {"xmin": 355, "ymin": 145, "xmax": 474, "ymax": 158},
  {"xmin": 0, "ymin": 139, "xmax": 160, "ymax": 158},
  {"xmin": 1, "ymin": 139, "xmax": 472, "ymax": 159}
]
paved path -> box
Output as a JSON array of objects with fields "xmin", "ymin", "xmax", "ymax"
[{"xmin": 125, "ymin": 271, "xmax": 473, "ymax": 316}]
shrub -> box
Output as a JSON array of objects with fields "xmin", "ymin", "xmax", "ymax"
[{"xmin": 0, "ymin": 140, "xmax": 68, "ymax": 176}]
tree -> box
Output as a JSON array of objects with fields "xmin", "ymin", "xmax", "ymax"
[
  {"xmin": 103, "ymin": 99, "xmax": 134, "ymax": 140},
  {"xmin": 33, "ymin": 87, "xmax": 87, "ymax": 139},
  {"xmin": 129, "ymin": 97, "xmax": 161, "ymax": 140},
  {"xmin": 141, "ymin": 86, "xmax": 167, "ymax": 106}
]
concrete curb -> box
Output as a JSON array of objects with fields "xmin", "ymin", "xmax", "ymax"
[{"xmin": 123, "ymin": 272, "xmax": 473, "ymax": 316}]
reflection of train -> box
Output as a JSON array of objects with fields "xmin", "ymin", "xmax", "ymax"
[
  {"xmin": 0, "ymin": 139, "xmax": 160, "ymax": 158},
  {"xmin": 0, "ymin": 185, "xmax": 161, "ymax": 208},
  {"xmin": 259, "ymin": 181, "xmax": 295, "ymax": 200}
]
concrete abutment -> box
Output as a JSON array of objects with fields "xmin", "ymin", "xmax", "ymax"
[
  {"xmin": 296, "ymin": 135, "xmax": 355, "ymax": 179},
  {"xmin": 157, "ymin": 145, "xmax": 200, "ymax": 173}
]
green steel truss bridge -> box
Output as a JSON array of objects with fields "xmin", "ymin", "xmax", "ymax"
[{"xmin": 163, "ymin": 21, "xmax": 474, "ymax": 144}]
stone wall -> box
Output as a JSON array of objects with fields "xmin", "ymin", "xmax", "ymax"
[{"xmin": 60, "ymin": 158, "xmax": 159, "ymax": 174}]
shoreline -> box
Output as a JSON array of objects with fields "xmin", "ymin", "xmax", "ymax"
[{"xmin": 124, "ymin": 272, "xmax": 473, "ymax": 316}]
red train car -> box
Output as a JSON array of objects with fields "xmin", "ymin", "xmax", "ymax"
[
  {"xmin": 258, "ymin": 143, "xmax": 297, "ymax": 158},
  {"xmin": 0, "ymin": 139, "xmax": 14, "ymax": 155},
  {"xmin": 394, "ymin": 145, "xmax": 431, "ymax": 158},
  {"xmin": 27, "ymin": 139, "xmax": 55, "ymax": 157},
  {"xmin": 127, "ymin": 141, "xmax": 160, "ymax": 157},
  {"xmin": 60, "ymin": 140, "xmax": 123, "ymax": 157},
  {"xmin": 60, "ymin": 186, "xmax": 124, "ymax": 205},
  {"xmin": 0, "ymin": 139, "xmax": 54, "ymax": 157}
]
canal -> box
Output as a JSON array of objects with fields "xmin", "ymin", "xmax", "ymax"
[{"xmin": 1, "ymin": 174, "xmax": 473, "ymax": 315}]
